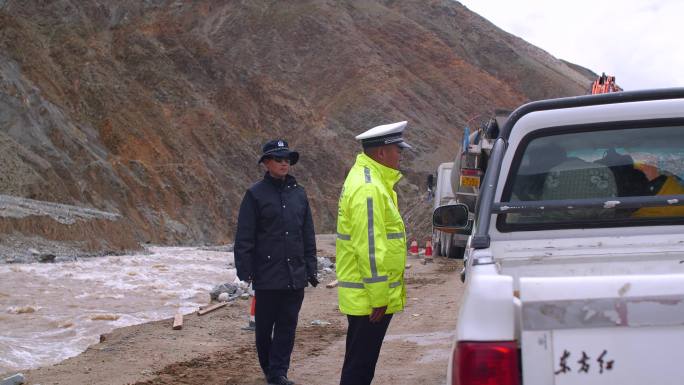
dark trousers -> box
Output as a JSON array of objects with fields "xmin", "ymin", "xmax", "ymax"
[
  {"xmin": 255, "ymin": 289, "xmax": 305, "ymax": 379},
  {"xmin": 340, "ymin": 314, "xmax": 393, "ymax": 385}
]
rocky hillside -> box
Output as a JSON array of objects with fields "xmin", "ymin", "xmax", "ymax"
[{"xmin": 0, "ymin": 0, "xmax": 594, "ymax": 256}]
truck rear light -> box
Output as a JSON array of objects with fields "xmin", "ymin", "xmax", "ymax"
[{"xmin": 453, "ymin": 341, "xmax": 519, "ymax": 385}]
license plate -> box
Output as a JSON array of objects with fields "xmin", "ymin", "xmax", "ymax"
[
  {"xmin": 522, "ymin": 326, "xmax": 684, "ymax": 385},
  {"xmin": 554, "ymin": 326, "xmax": 683, "ymax": 385},
  {"xmin": 460, "ymin": 175, "xmax": 480, "ymax": 188}
]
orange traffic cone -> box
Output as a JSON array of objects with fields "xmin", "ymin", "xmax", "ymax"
[
  {"xmin": 242, "ymin": 296, "xmax": 256, "ymax": 331},
  {"xmin": 409, "ymin": 240, "xmax": 419, "ymax": 255},
  {"xmin": 425, "ymin": 240, "xmax": 433, "ymax": 259}
]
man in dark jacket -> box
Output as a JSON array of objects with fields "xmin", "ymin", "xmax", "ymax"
[{"xmin": 234, "ymin": 139, "xmax": 318, "ymax": 385}]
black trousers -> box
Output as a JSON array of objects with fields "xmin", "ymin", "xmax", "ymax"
[
  {"xmin": 340, "ymin": 313, "xmax": 393, "ymax": 385},
  {"xmin": 254, "ymin": 289, "xmax": 305, "ymax": 379}
]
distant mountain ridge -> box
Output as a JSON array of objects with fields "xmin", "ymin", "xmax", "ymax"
[{"xmin": 0, "ymin": 0, "xmax": 594, "ymax": 256}]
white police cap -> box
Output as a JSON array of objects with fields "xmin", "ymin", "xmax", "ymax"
[{"xmin": 355, "ymin": 121, "xmax": 412, "ymax": 149}]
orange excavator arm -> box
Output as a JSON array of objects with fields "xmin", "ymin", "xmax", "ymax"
[{"xmin": 591, "ymin": 72, "xmax": 623, "ymax": 94}]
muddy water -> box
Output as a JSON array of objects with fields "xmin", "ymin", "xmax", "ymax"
[
  {"xmin": 384, "ymin": 330, "xmax": 455, "ymax": 364},
  {"xmin": 0, "ymin": 247, "xmax": 236, "ymax": 374}
]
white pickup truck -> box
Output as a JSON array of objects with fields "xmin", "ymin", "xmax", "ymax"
[{"xmin": 436, "ymin": 89, "xmax": 684, "ymax": 385}]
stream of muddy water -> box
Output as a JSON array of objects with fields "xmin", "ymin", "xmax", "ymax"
[{"xmin": 0, "ymin": 246, "xmax": 236, "ymax": 374}]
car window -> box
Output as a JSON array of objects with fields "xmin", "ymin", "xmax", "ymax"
[{"xmin": 502, "ymin": 124, "xmax": 684, "ymax": 227}]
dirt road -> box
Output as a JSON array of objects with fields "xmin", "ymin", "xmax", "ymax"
[{"xmin": 25, "ymin": 236, "xmax": 464, "ymax": 385}]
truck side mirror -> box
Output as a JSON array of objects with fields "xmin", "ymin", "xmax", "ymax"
[
  {"xmin": 426, "ymin": 174, "xmax": 434, "ymax": 190},
  {"xmin": 433, "ymin": 204, "xmax": 469, "ymax": 229}
]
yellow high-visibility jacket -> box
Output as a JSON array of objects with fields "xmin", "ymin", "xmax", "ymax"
[
  {"xmin": 633, "ymin": 175, "xmax": 684, "ymax": 217},
  {"xmin": 336, "ymin": 153, "xmax": 407, "ymax": 315}
]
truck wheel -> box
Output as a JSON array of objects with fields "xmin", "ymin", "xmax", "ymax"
[
  {"xmin": 434, "ymin": 240, "xmax": 442, "ymax": 256},
  {"xmin": 448, "ymin": 245, "xmax": 465, "ymax": 259}
]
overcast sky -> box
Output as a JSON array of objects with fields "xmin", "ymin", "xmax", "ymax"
[{"xmin": 457, "ymin": 0, "xmax": 684, "ymax": 91}]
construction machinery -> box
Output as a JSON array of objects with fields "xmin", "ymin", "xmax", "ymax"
[{"xmin": 591, "ymin": 72, "xmax": 622, "ymax": 94}]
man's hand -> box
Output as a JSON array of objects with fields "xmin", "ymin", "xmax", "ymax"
[
  {"xmin": 369, "ymin": 306, "xmax": 387, "ymax": 323},
  {"xmin": 308, "ymin": 276, "xmax": 319, "ymax": 287}
]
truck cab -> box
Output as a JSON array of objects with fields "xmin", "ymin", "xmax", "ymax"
[
  {"xmin": 442, "ymin": 89, "xmax": 684, "ymax": 385},
  {"xmin": 432, "ymin": 162, "xmax": 457, "ymax": 257}
]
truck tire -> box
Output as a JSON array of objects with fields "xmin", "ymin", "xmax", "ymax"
[
  {"xmin": 448, "ymin": 245, "xmax": 465, "ymax": 259},
  {"xmin": 444, "ymin": 234, "xmax": 466, "ymax": 259}
]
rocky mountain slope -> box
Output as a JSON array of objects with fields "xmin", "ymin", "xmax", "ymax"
[{"xmin": 0, "ymin": 0, "xmax": 595, "ymax": 256}]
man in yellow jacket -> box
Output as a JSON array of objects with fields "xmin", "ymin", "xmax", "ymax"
[{"xmin": 336, "ymin": 121, "xmax": 411, "ymax": 385}]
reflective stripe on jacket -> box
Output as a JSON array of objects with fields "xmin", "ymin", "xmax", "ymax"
[{"xmin": 336, "ymin": 153, "xmax": 407, "ymax": 315}]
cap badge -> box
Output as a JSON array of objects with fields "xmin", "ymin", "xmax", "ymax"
[{"xmin": 278, "ymin": 140, "xmax": 285, "ymax": 147}]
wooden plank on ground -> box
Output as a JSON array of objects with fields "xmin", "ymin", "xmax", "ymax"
[
  {"xmin": 326, "ymin": 279, "xmax": 338, "ymax": 288},
  {"xmin": 197, "ymin": 301, "xmax": 228, "ymax": 316},
  {"xmin": 172, "ymin": 312, "xmax": 183, "ymax": 330}
]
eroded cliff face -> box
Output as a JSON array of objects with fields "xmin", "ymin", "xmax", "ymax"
[{"xmin": 0, "ymin": 0, "xmax": 594, "ymax": 253}]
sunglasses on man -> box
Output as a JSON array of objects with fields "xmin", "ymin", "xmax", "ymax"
[{"xmin": 268, "ymin": 156, "xmax": 291, "ymax": 164}]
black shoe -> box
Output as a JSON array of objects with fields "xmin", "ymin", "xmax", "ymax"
[{"xmin": 267, "ymin": 375, "xmax": 295, "ymax": 385}]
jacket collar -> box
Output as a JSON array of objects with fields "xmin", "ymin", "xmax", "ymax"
[
  {"xmin": 355, "ymin": 153, "xmax": 403, "ymax": 188},
  {"xmin": 264, "ymin": 172, "xmax": 297, "ymax": 188}
]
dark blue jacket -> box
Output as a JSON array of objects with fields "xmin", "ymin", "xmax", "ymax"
[{"xmin": 234, "ymin": 173, "xmax": 317, "ymax": 290}]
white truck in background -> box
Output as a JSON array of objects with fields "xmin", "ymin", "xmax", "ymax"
[
  {"xmin": 435, "ymin": 88, "xmax": 684, "ymax": 385},
  {"xmin": 431, "ymin": 112, "xmax": 506, "ymax": 258},
  {"xmin": 431, "ymin": 162, "xmax": 470, "ymax": 258}
]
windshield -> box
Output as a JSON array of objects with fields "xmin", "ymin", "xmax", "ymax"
[{"xmin": 500, "ymin": 123, "xmax": 684, "ymax": 230}]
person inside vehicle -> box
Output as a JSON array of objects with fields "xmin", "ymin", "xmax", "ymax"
[
  {"xmin": 511, "ymin": 142, "xmax": 567, "ymax": 201},
  {"xmin": 632, "ymin": 164, "xmax": 684, "ymax": 217},
  {"xmin": 595, "ymin": 148, "xmax": 650, "ymax": 197}
]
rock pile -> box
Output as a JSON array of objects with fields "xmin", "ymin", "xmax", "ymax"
[
  {"xmin": 209, "ymin": 255, "xmax": 336, "ymax": 303},
  {"xmin": 317, "ymin": 256, "xmax": 335, "ymax": 274},
  {"xmin": 209, "ymin": 281, "xmax": 251, "ymax": 302}
]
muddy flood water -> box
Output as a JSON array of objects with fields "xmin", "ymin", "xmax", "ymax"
[{"xmin": 0, "ymin": 247, "xmax": 236, "ymax": 375}]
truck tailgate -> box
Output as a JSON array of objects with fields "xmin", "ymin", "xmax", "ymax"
[{"xmin": 520, "ymin": 274, "xmax": 684, "ymax": 385}]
